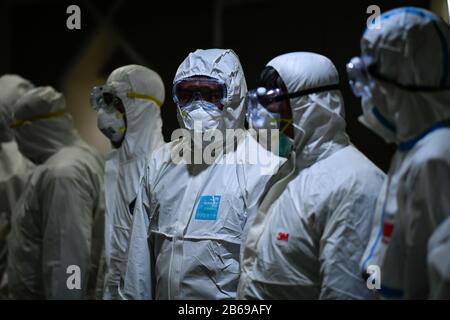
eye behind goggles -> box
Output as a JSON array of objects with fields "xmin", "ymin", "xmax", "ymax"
[{"xmin": 172, "ymin": 77, "xmax": 227, "ymax": 108}]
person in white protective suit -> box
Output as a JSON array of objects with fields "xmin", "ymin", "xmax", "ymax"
[
  {"xmin": 238, "ymin": 52, "xmax": 385, "ymax": 300},
  {"xmin": 427, "ymin": 216, "xmax": 450, "ymax": 299},
  {"xmin": 121, "ymin": 48, "xmax": 284, "ymax": 300},
  {"xmin": 89, "ymin": 65, "xmax": 165, "ymax": 300},
  {"xmin": 0, "ymin": 75, "xmax": 35, "ymax": 296},
  {"xmin": 349, "ymin": 7, "xmax": 450, "ymax": 299},
  {"xmin": 7, "ymin": 86, "xmax": 105, "ymax": 299}
]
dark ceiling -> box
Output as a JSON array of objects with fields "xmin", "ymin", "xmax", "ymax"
[{"xmin": 0, "ymin": 0, "xmax": 431, "ymax": 171}]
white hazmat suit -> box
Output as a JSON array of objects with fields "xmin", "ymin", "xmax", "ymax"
[
  {"xmin": 101, "ymin": 65, "xmax": 165, "ymax": 299},
  {"xmin": 238, "ymin": 52, "xmax": 385, "ymax": 300},
  {"xmin": 0, "ymin": 75, "xmax": 35, "ymax": 293},
  {"xmin": 122, "ymin": 49, "xmax": 284, "ymax": 299},
  {"xmin": 359, "ymin": 7, "xmax": 450, "ymax": 299},
  {"xmin": 7, "ymin": 86, "xmax": 105, "ymax": 299}
]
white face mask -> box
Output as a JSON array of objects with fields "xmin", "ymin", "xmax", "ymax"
[
  {"xmin": 178, "ymin": 100, "xmax": 224, "ymax": 132},
  {"xmin": 97, "ymin": 108, "xmax": 126, "ymax": 144},
  {"xmin": 359, "ymin": 95, "xmax": 397, "ymax": 144}
]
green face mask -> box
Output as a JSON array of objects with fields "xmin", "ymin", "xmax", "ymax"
[
  {"xmin": 273, "ymin": 113, "xmax": 293, "ymax": 158},
  {"xmin": 278, "ymin": 131, "xmax": 293, "ymax": 158}
]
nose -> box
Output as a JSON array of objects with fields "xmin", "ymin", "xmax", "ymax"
[{"xmin": 192, "ymin": 92, "xmax": 202, "ymax": 101}]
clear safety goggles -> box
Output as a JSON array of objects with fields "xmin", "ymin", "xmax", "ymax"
[
  {"xmin": 90, "ymin": 85, "xmax": 124, "ymax": 113},
  {"xmin": 346, "ymin": 56, "xmax": 374, "ymax": 97},
  {"xmin": 172, "ymin": 77, "xmax": 227, "ymax": 109},
  {"xmin": 246, "ymin": 88, "xmax": 292, "ymax": 133},
  {"xmin": 246, "ymin": 84, "xmax": 340, "ymax": 132},
  {"xmin": 250, "ymin": 87, "xmax": 289, "ymax": 110},
  {"xmin": 347, "ymin": 55, "xmax": 450, "ymax": 96},
  {"xmin": 90, "ymin": 85, "xmax": 162, "ymax": 113}
]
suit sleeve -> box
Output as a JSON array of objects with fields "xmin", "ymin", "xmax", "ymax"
[
  {"xmin": 119, "ymin": 170, "xmax": 153, "ymax": 300},
  {"xmin": 319, "ymin": 183, "xmax": 379, "ymax": 300}
]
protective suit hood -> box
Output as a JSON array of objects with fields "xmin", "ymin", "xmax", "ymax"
[
  {"xmin": 12, "ymin": 86, "xmax": 78, "ymax": 164},
  {"xmin": 362, "ymin": 7, "xmax": 450, "ymax": 147},
  {"xmin": 267, "ymin": 52, "xmax": 349, "ymax": 168},
  {"xmin": 0, "ymin": 75, "xmax": 35, "ymax": 143},
  {"xmin": 105, "ymin": 65, "xmax": 165, "ymax": 162},
  {"xmin": 174, "ymin": 49, "xmax": 247, "ymax": 130}
]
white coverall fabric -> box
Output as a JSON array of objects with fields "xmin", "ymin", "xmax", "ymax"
[{"xmin": 427, "ymin": 217, "xmax": 450, "ymax": 299}]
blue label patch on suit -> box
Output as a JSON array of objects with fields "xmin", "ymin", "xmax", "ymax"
[{"xmin": 195, "ymin": 195, "xmax": 221, "ymax": 220}]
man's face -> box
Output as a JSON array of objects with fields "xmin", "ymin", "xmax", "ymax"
[{"xmin": 263, "ymin": 88, "xmax": 294, "ymax": 139}]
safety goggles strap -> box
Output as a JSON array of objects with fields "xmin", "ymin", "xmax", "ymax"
[
  {"xmin": 275, "ymin": 84, "xmax": 341, "ymax": 102},
  {"xmin": 369, "ymin": 66, "xmax": 450, "ymax": 92},
  {"xmin": 10, "ymin": 110, "xmax": 67, "ymax": 129},
  {"xmin": 126, "ymin": 91, "xmax": 163, "ymax": 107}
]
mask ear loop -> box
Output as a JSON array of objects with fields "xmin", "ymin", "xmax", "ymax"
[{"xmin": 279, "ymin": 118, "xmax": 293, "ymax": 134}]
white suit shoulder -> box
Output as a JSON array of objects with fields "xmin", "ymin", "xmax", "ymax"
[
  {"xmin": 144, "ymin": 141, "xmax": 173, "ymax": 185},
  {"xmin": 406, "ymin": 128, "xmax": 450, "ymax": 172},
  {"xmin": 38, "ymin": 143, "xmax": 104, "ymax": 195},
  {"xmin": 297, "ymin": 145, "xmax": 384, "ymax": 208}
]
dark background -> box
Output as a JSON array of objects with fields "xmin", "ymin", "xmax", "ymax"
[{"xmin": 0, "ymin": 0, "xmax": 431, "ymax": 171}]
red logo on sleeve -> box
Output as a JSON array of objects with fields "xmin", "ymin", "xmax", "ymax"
[
  {"xmin": 277, "ymin": 232, "xmax": 289, "ymax": 241},
  {"xmin": 382, "ymin": 221, "xmax": 394, "ymax": 244}
]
